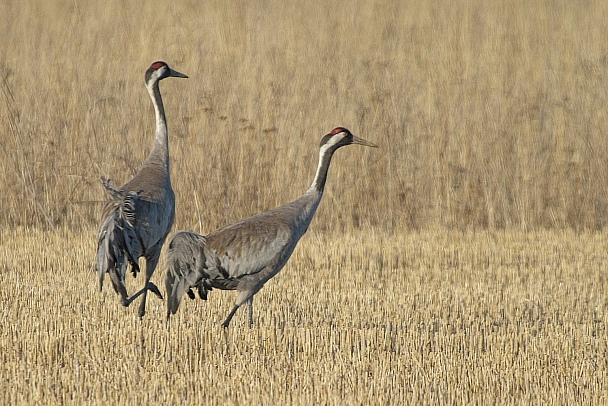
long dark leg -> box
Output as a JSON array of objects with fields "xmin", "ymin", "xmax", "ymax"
[
  {"xmin": 222, "ymin": 305, "xmax": 240, "ymax": 328},
  {"xmin": 125, "ymin": 280, "xmax": 162, "ymax": 307},
  {"xmin": 222, "ymin": 296, "xmax": 255, "ymax": 328},
  {"xmin": 126, "ymin": 255, "xmax": 163, "ymax": 318},
  {"xmin": 248, "ymin": 297, "xmax": 254, "ymax": 328}
]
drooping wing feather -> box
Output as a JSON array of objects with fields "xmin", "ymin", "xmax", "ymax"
[
  {"xmin": 165, "ymin": 231, "xmax": 208, "ymax": 315},
  {"xmin": 96, "ymin": 194, "xmax": 132, "ymax": 301}
]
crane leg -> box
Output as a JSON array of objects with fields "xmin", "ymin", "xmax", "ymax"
[
  {"xmin": 248, "ymin": 297, "xmax": 254, "ymax": 328},
  {"xmin": 125, "ymin": 255, "xmax": 163, "ymax": 318},
  {"xmin": 222, "ymin": 296, "xmax": 255, "ymax": 328},
  {"xmin": 222, "ymin": 305, "xmax": 239, "ymax": 328}
]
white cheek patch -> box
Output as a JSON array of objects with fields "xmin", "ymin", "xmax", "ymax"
[
  {"xmin": 325, "ymin": 133, "xmax": 344, "ymax": 150},
  {"xmin": 151, "ymin": 68, "xmax": 165, "ymax": 82},
  {"xmin": 319, "ymin": 140, "xmax": 336, "ymax": 158}
]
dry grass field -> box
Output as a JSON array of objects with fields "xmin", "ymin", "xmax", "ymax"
[
  {"xmin": 1, "ymin": 227, "xmax": 607, "ymax": 404},
  {"xmin": 1, "ymin": 0, "xmax": 608, "ymax": 404}
]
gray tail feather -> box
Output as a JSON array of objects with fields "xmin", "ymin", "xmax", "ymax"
[
  {"xmin": 165, "ymin": 231, "xmax": 208, "ymax": 319},
  {"xmin": 96, "ymin": 184, "xmax": 144, "ymax": 305},
  {"xmin": 96, "ymin": 211, "xmax": 129, "ymax": 303}
]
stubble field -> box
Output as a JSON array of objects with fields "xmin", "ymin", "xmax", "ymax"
[
  {"xmin": 1, "ymin": 0, "xmax": 607, "ymax": 404},
  {"xmin": 1, "ymin": 227, "xmax": 607, "ymax": 404}
]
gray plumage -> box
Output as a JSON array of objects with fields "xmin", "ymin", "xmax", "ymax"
[
  {"xmin": 96, "ymin": 61, "xmax": 187, "ymax": 318},
  {"xmin": 165, "ymin": 127, "xmax": 378, "ymax": 327}
]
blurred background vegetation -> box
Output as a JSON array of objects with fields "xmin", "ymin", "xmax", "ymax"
[{"xmin": 2, "ymin": 0, "xmax": 608, "ymax": 233}]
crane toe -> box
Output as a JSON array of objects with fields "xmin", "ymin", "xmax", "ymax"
[{"xmin": 148, "ymin": 282, "xmax": 163, "ymax": 300}]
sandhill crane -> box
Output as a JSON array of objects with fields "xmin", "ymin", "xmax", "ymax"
[
  {"xmin": 165, "ymin": 127, "xmax": 378, "ymax": 327},
  {"xmin": 96, "ymin": 61, "xmax": 187, "ymax": 318}
]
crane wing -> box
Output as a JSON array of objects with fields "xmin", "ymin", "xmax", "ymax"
[{"xmin": 204, "ymin": 213, "xmax": 293, "ymax": 280}]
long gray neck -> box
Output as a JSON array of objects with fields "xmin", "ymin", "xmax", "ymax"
[
  {"xmin": 287, "ymin": 146, "xmax": 337, "ymax": 237},
  {"xmin": 145, "ymin": 80, "xmax": 169, "ymax": 171},
  {"xmin": 307, "ymin": 145, "xmax": 336, "ymax": 195}
]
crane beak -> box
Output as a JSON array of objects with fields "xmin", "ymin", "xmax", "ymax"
[
  {"xmin": 169, "ymin": 69, "xmax": 188, "ymax": 79},
  {"xmin": 352, "ymin": 135, "xmax": 378, "ymax": 148}
]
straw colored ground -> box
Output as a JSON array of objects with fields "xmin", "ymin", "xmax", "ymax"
[
  {"xmin": 0, "ymin": 0, "xmax": 607, "ymax": 404},
  {"xmin": 0, "ymin": 227, "xmax": 606, "ymax": 404}
]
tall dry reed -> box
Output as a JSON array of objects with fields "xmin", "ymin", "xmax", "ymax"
[{"xmin": 1, "ymin": 1, "xmax": 608, "ymax": 231}]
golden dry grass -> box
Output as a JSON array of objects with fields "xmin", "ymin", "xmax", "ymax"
[
  {"xmin": 1, "ymin": 0, "xmax": 608, "ymax": 404},
  {"xmin": 2, "ymin": 0, "xmax": 608, "ymax": 231},
  {"xmin": 0, "ymin": 227, "xmax": 606, "ymax": 404}
]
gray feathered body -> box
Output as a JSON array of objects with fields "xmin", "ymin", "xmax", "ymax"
[
  {"xmin": 96, "ymin": 164, "xmax": 175, "ymax": 303},
  {"xmin": 165, "ymin": 189, "xmax": 321, "ymax": 316}
]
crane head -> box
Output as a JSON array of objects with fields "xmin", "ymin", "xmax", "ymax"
[
  {"xmin": 145, "ymin": 61, "xmax": 188, "ymax": 85},
  {"xmin": 321, "ymin": 127, "xmax": 378, "ymax": 150}
]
